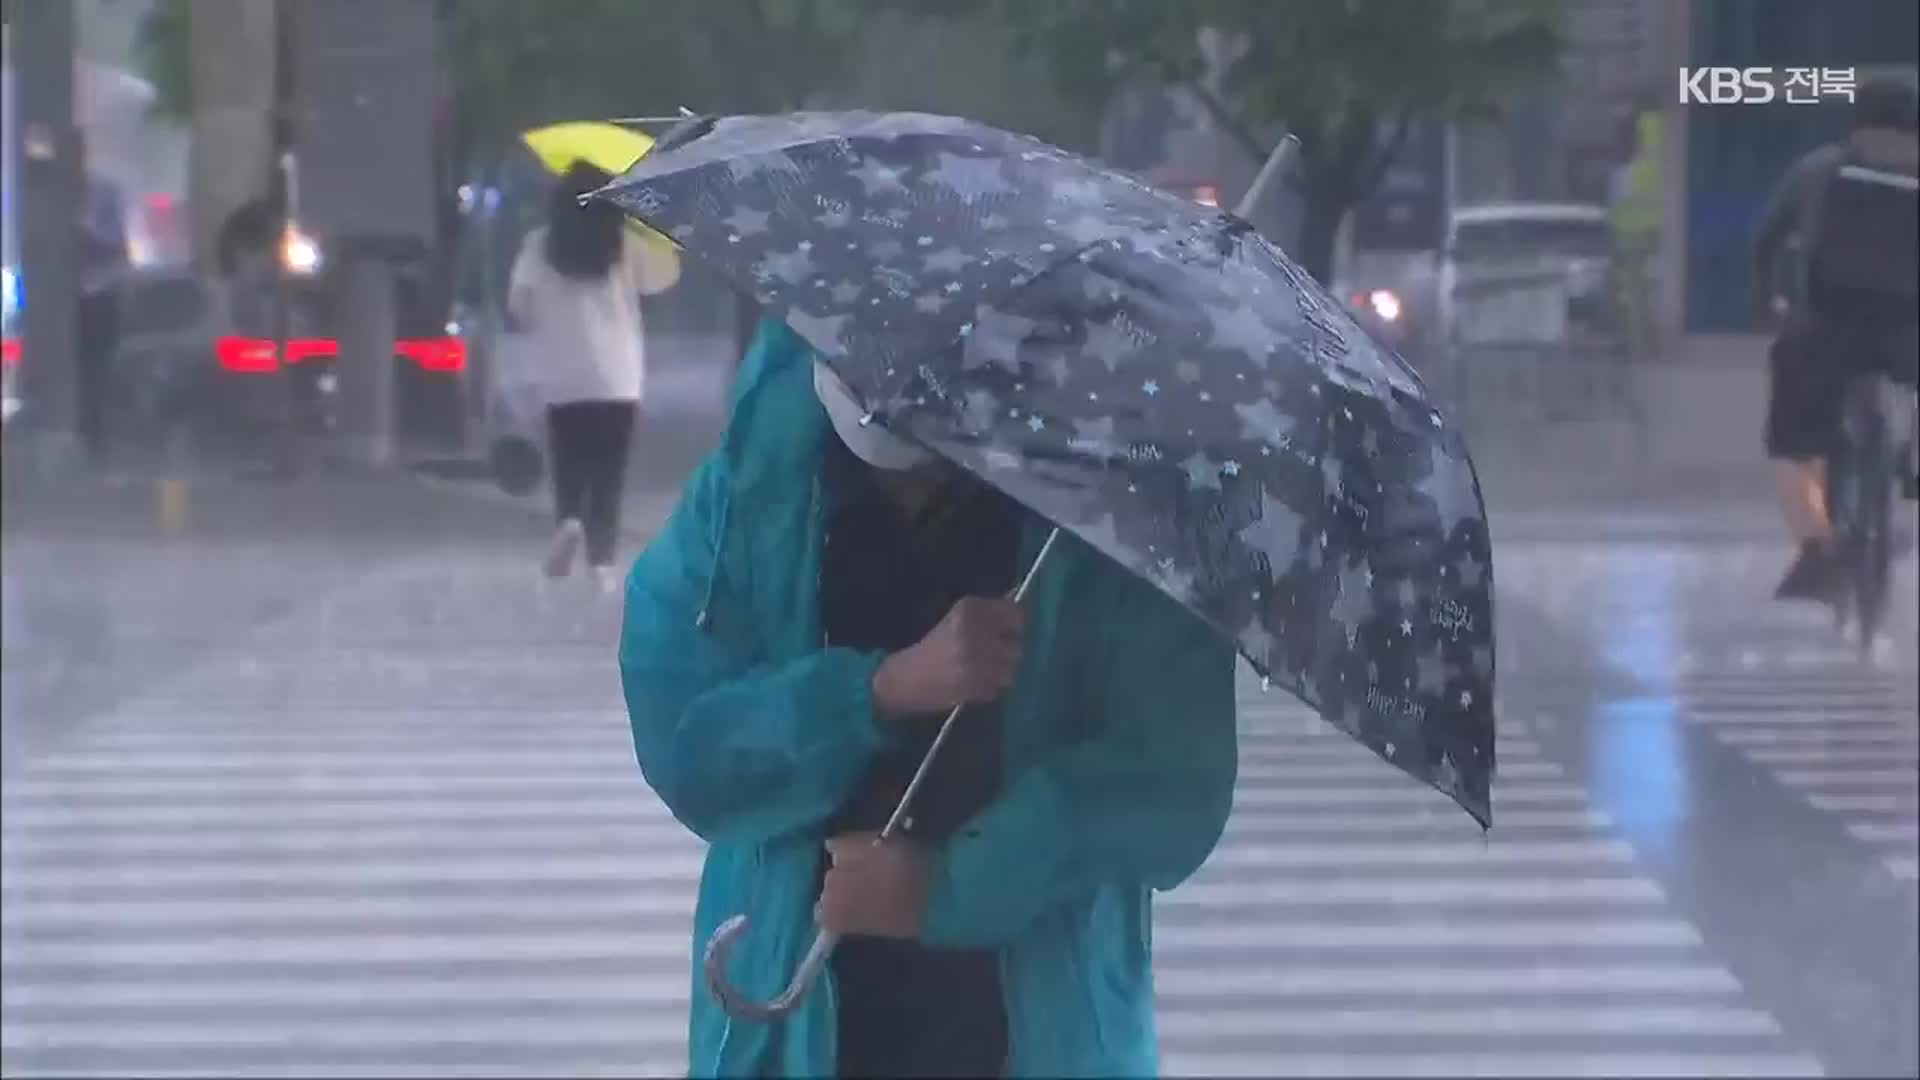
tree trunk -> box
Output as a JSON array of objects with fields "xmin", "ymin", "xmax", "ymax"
[{"xmin": 1294, "ymin": 193, "xmax": 1345, "ymax": 286}]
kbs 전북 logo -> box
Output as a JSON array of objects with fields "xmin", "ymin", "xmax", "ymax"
[{"xmin": 1679, "ymin": 67, "xmax": 1858, "ymax": 105}]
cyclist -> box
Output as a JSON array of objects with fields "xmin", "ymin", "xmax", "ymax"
[{"xmin": 1753, "ymin": 73, "xmax": 1919, "ymax": 602}]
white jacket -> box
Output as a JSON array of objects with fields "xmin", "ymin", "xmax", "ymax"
[{"xmin": 506, "ymin": 228, "xmax": 679, "ymax": 405}]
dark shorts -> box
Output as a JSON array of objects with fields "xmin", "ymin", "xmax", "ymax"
[{"xmin": 1766, "ymin": 312, "xmax": 1919, "ymax": 461}]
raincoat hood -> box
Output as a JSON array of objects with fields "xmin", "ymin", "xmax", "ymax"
[{"xmin": 811, "ymin": 358, "xmax": 937, "ymax": 471}]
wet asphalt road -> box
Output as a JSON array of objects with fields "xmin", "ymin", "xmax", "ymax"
[{"xmin": 2, "ymin": 445, "xmax": 1915, "ymax": 1078}]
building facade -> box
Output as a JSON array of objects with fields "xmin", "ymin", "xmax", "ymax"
[{"xmin": 1677, "ymin": 0, "xmax": 1918, "ymax": 331}]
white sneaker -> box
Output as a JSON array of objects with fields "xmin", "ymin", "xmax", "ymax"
[
  {"xmin": 544, "ymin": 519, "xmax": 585, "ymax": 579},
  {"xmin": 592, "ymin": 564, "xmax": 621, "ymax": 595}
]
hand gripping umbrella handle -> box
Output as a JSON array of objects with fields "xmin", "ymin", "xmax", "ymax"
[{"xmin": 702, "ymin": 528, "xmax": 1063, "ymax": 1022}]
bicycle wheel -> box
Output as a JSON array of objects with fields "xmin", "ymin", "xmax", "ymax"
[
  {"xmin": 1853, "ymin": 398, "xmax": 1896, "ymax": 656},
  {"xmin": 1825, "ymin": 380, "xmax": 1873, "ymax": 639}
]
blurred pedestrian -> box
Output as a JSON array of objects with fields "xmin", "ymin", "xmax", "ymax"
[
  {"xmin": 1753, "ymin": 74, "xmax": 1919, "ymax": 601},
  {"xmin": 75, "ymin": 134, "xmax": 128, "ymax": 469},
  {"xmin": 619, "ymin": 318, "xmax": 1237, "ymax": 1077},
  {"xmin": 507, "ymin": 160, "xmax": 666, "ymax": 591}
]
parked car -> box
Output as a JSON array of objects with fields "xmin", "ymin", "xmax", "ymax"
[
  {"xmin": 1438, "ymin": 203, "xmax": 1623, "ymax": 350},
  {"xmin": 1336, "ymin": 202, "xmax": 1627, "ymax": 363}
]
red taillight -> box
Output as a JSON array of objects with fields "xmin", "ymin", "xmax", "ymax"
[
  {"xmin": 215, "ymin": 337, "xmax": 464, "ymax": 374},
  {"xmin": 283, "ymin": 338, "xmax": 338, "ymax": 365},
  {"xmin": 1, "ymin": 339, "xmax": 20, "ymax": 367},
  {"xmin": 397, "ymin": 337, "xmax": 467, "ymax": 374},
  {"xmin": 215, "ymin": 336, "xmax": 278, "ymax": 374}
]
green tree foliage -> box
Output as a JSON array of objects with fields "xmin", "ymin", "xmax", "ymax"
[
  {"xmin": 822, "ymin": 6, "xmax": 1102, "ymax": 153},
  {"xmin": 442, "ymin": 0, "xmax": 872, "ymax": 165},
  {"xmin": 132, "ymin": 0, "xmax": 193, "ymax": 123},
  {"xmin": 991, "ymin": 0, "xmax": 1566, "ymax": 279},
  {"xmin": 134, "ymin": 0, "xmax": 872, "ymax": 166}
]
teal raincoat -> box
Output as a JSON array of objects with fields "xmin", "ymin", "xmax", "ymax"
[{"xmin": 619, "ymin": 319, "xmax": 1239, "ymax": 1077}]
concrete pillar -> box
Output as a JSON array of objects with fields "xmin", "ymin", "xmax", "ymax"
[
  {"xmin": 337, "ymin": 254, "xmax": 397, "ymax": 466},
  {"xmin": 1656, "ymin": 0, "xmax": 1693, "ymax": 350},
  {"xmin": 188, "ymin": 0, "xmax": 278, "ymax": 272},
  {"xmin": 13, "ymin": 0, "xmax": 80, "ymax": 445}
]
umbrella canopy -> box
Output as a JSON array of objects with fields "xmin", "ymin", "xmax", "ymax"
[
  {"xmin": 521, "ymin": 120, "xmax": 654, "ymax": 176},
  {"xmin": 597, "ymin": 112, "xmax": 1496, "ymax": 827},
  {"xmin": 522, "ymin": 121, "xmax": 679, "ymax": 263}
]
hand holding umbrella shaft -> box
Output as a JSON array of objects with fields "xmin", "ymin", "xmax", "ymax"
[
  {"xmin": 871, "ymin": 598, "xmax": 1027, "ymax": 718},
  {"xmin": 878, "ymin": 528, "xmax": 1058, "ymax": 842},
  {"xmin": 703, "ymin": 531, "xmax": 1061, "ymax": 1022}
]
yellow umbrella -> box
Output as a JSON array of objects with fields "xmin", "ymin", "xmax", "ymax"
[
  {"xmin": 521, "ymin": 121, "xmax": 655, "ymax": 177},
  {"xmin": 520, "ymin": 121, "xmax": 680, "ymax": 292}
]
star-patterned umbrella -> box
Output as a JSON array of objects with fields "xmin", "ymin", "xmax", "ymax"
[{"xmin": 596, "ymin": 110, "xmax": 1498, "ymax": 1014}]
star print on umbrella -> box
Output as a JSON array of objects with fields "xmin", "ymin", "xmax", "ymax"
[{"xmin": 596, "ymin": 111, "xmax": 1498, "ymax": 826}]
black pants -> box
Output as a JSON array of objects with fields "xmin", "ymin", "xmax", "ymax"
[
  {"xmin": 1766, "ymin": 310, "xmax": 1919, "ymax": 461},
  {"xmin": 76, "ymin": 291, "xmax": 120, "ymax": 466},
  {"xmin": 545, "ymin": 400, "xmax": 636, "ymax": 567}
]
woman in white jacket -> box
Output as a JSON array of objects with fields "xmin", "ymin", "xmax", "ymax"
[{"xmin": 509, "ymin": 160, "xmax": 676, "ymax": 590}]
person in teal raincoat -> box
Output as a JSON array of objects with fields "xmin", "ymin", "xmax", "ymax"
[{"xmin": 619, "ymin": 316, "xmax": 1239, "ymax": 1077}]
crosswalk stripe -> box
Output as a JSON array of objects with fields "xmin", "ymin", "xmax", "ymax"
[
  {"xmin": 0, "ymin": 1017, "xmax": 690, "ymax": 1050},
  {"xmin": 1157, "ymin": 1005, "xmax": 1783, "ymax": 1037},
  {"xmin": 1845, "ymin": 822, "xmax": 1920, "ymax": 843},
  {"xmin": 1234, "ymin": 759, "xmax": 1562, "ymax": 782},
  {"xmin": 0, "ymin": 1053, "xmax": 679, "ymax": 1068},
  {"xmin": 0, "ymin": 800, "xmax": 666, "ymax": 830},
  {"xmin": 1157, "ymin": 1052, "xmax": 1825, "ymax": 1077},
  {"xmin": 1160, "ymin": 876, "xmax": 1666, "ymax": 907},
  {"xmin": 1715, "ymin": 727, "xmax": 1916, "ymax": 748},
  {"xmin": 1, "ymin": 774, "xmax": 659, "ymax": 800},
  {"xmin": 1152, "ymin": 920, "xmax": 1702, "ymax": 949},
  {"xmin": 3, "ymin": 821, "xmax": 696, "ymax": 859},
  {"xmin": 1, "ymin": 932, "xmax": 695, "ymax": 969},
  {"xmin": 1205, "ymin": 839, "xmax": 1633, "ymax": 868},
  {"xmin": 1743, "ymin": 744, "xmax": 1920, "ymax": 764},
  {"xmin": 0, "ymin": 893, "xmax": 692, "ymax": 930},
  {"xmin": 0, "ymin": 977, "xmax": 691, "ymax": 1011},
  {"xmin": 18, "ymin": 751, "xmax": 640, "ymax": 775},
  {"xmin": 1681, "ymin": 710, "xmax": 1914, "ymax": 726},
  {"xmin": 1217, "ymin": 808, "xmax": 1607, "ymax": 834},
  {"xmin": 1807, "ymin": 793, "xmax": 1915, "ymax": 814},
  {"xmin": 1, "ymin": 853, "xmax": 706, "ymax": 892},
  {"xmin": 41, "ymin": 730, "xmax": 633, "ymax": 750},
  {"xmin": 4, "ymin": 798, "xmax": 1548, "ymax": 835},
  {"xmin": 2, "ymin": 919, "xmax": 1708, "ymax": 971},
  {"xmin": 1153, "ymin": 964, "xmax": 1740, "ymax": 995},
  {"xmin": 1234, "ymin": 783, "xmax": 1584, "ymax": 809},
  {"xmin": 1771, "ymin": 767, "xmax": 1917, "ymax": 789},
  {"xmin": 3, "ymin": 965, "xmax": 1749, "ymax": 1012}
]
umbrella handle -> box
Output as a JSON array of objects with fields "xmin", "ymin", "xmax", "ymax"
[
  {"xmin": 700, "ymin": 528, "xmax": 1063, "ymax": 1022},
  {"xmin": 702, "ymin": 916, "xmax": 842, "ymax": 1023}
]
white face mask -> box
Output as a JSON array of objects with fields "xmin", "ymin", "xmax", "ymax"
[{"xmin": 812, "ymin": 361, "xmax": 936, "ymax": 471}]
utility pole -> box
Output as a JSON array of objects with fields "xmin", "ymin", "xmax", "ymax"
[{"xmin": 13, "ymin": 0, "xmax": 79, "ymax": 456}]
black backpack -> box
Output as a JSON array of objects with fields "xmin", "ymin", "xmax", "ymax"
[{"xmin": 1806, "ymin": 154, "xmax": 1919, "ymax": 321}]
